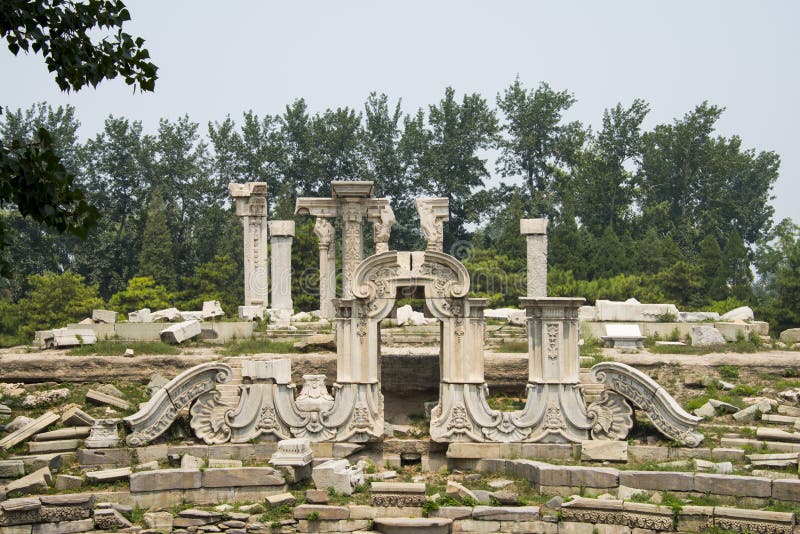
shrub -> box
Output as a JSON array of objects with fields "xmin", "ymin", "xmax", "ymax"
[{"xmin": 108, "ymin": 277, "xmax": 172, "ymax": 314}]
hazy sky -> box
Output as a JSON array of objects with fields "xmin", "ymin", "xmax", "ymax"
[{"xmin": 2, "ymin": 1, "xmax": 798, "ymax": 225}]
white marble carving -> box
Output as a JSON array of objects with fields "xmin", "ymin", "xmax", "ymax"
[
  {"xmin": 590, "ymin": 361, "xmax": 704, "ymax": 446},
  {"xmin": 312, "ymin": 459, "xmax": 364, "ymax": 495},
  {"xmin": 270, "ymin": 438, "xmax": 313, "ymax": 467},
  {"xmin": 85, "ymin": 419, "xmax": 120, "ymax": 448},
  {"xmin": 587, "ymin": 391, "xmax": 634, "ymax": 441},
  {"xmin": 415, "ymin": 198, "xmax": 449, "ymax": 252},
  {"xmin": 229, "ymin": 182, "xmax": 269, "ymax": 308},
  {"xmin": 123, "ymin": 362, "xmax": 232, "ymax": 446},
  {"xmin": 373, "ymin": 204, "xmax": 396, "ymax": 254}
]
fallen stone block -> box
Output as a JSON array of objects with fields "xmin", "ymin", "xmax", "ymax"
[
  {"xmin": 720, "ymin": 306, "xmax": 754, "ymax": 321},
  {"xmin": 733, "ymin": 401, "xmax": 772, "ymax": 422},
  {"xmin": 238, "ymin": 305, "xmax": 265, "ymax": 321},
  {"xmin": 93, "ymin": 508, "xmax": 131, "ymax": 530},
  {"xmin": 160, "ymin": 319, "xmax": 202, "ymax": 344},
  {"xmin": 151, "ymin": 307, "xmax": 181, "ymax": 322},
  {"xmin": 28, "ymin": 439, "xmax": 81, "ymax": 454},
  {"xmin": 144, "ymin": 511, "xmax": 174, "ymax": 531},
  {"xmin": 52, "ymin": 328, "xmax": 97, "ymax": 348},
  {"xmin": 85, "ymin": 390, "xmax": 130, "ymax": 410},
  {"xmin": 92, "ymin": 309, "xmax": 118, "ymax": 324},
  {"xmin": 85, "ymin": 467, "xmax": 131, "ymax": 483},
  {"xmin": 180, "ymin": 454, "xmax": 204, "ymax": 469},
  {"xmin": 446, "ymin": 480, "xmax": 478, "ymax": 502},
  {"xmin": 691, "ymin": 325, "xmax": 726, "ymax": 346},
  {"xmin": 128, "ymin": 308, "xmax": 153, "ymax": 323},
  {"xmin": 54, "ymin": 474, "xmax": 83, "ymax": 491},
  {"xmin": 5, "ymin": 467, "xmax": 51, "ymax": 495},
  {"xmin": 370, "ymin": 481, "xmax": 426, "ymax": 507},
  {"xmin": 757, "ymin": 427, "xmax": 800, "ymax": 443},
  {"xmin": 60, "ymin": 407, "xmax": 94, "ymax": 427},
  {"xmin": 202, "ymin": 300, "xmax": 225, "ymax": 320},
  {"xmin": 179, "ymin": 311, "xmax": 204, "ymax": 321},
  {"xmin": 472, "ymin": 505, "xmax": 540, "ymax": 521},
  {"xmin": 266, "ymin": 492, "xmax": 296, "ymax": 507},
  {"xmin": 33, "ymin": 518, "xmax": 94, "ymax": 534},
  {"xmin": 580, "ymin": 440, "xmax": 627, "ymax": 462},
  {"xmin": 32, "ymin": 427, "xmax": 91, "ymax": 442},
  {"xmin": 305, "ymin": 489, "xmax": 328, "ymax": 504},
  {"xmin": 0, "ymin": 411, "xmax": 59, "ymax": 451},
  {"xmin": 780, "ymin": 328, "xmax": 800, "ymax": 345},
  {"xmin": 0, "ymin": 459, "xmax": 25, "ymax": 478},
  {"xmin": 77, "ymin": 447, "xmax": 131, "ymax": 466},
  {"xmin": 694, "ymin": 402, "xmax": 717, "ymax": 418},
  {"xmin": 312, "ymin": 459, "xmax": 363, "ymax": 495},
  {"xmin": 207, "ymin": 458, "xmax": 242, "ymax": 468}
]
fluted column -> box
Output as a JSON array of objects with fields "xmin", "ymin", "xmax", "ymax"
[{"xmin": 229, "ymin": 182, "xmax": 269, "ymax": 309}]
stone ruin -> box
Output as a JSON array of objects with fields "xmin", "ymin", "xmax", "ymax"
[{"xmin": 122, "ymin": 181, "xmax": 703, "ymax": 449}]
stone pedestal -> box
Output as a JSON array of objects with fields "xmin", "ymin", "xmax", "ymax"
[
  {"xmin": 229, "ymin": 182, "xmax": 269, "ymax": 309},
  {"xmin": 268, "ymin": 220, "xmax": 295, "ymax": 327},
  {"xmin": 519, "ymin": 297, "xmax": 591, "ymax": 442},
  {"xmin": 520, "ymin": 218, "xmax": 548, "ymax": 297},
  {"xmin": 313, "ymin": 218, "xmax": 337, "ymax": 319}
]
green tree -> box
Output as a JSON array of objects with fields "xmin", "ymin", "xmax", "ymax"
[
  {"xmin": 755, "ymin": 219, "xmax": 800, "ymax": 330},
  {"xmin": 108, "ymin": 276, "xmax": 171, "ymax": 315},
  {"xmin": 137, "ymin": 190, "xmax": 176, "ymax": 290},
  {"xmin": 0, "ymin": 0, "xmax": 157, "ymax": 277},
  {"xmin": 575, "ymin": 100, "xmax": 649, "ymax": 233},
  {"xmin": 657, "ymin": 261, "xmax": 703, "ymax": 306},
  {"xmin": 721, "ymin": 229, "xmax": 753, "ymax": 301},
  {"xmin": 496, "ymin": 79, "xmax": 584, "ymax": 218},
  {"xmin": 415, "ymin": 87, "xmax": 498, "ymax": 245},
  {"xmin": 12, "ymin": 272, "xmax": 104, "ymax": 340},
  {"xmin": 176, "ymin": 254, "xmax": 241, "ymax": 315},
  {"xmin": 697, "ymin": 234, "xmax": 726, "ymax": 302}
]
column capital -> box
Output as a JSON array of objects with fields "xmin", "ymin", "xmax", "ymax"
[
  {"xmin": 520, "ymin": 218, "xmax": 549, "ymax": 235},
  {"xmin": 269, "ymin": 220, "xmax": 295, "ymax": 237}
]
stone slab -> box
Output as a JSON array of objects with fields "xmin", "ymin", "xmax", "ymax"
[
  {"xmin": 580, "ymin": 440, "xmax": 628, "ymax": 462},
  {"xmin": 0, "ymin": 412, "xmax": 59, "ymax": 451},
  {"xmin": 292, "ymin": 504, "xmax": 349, "ymax": 520},
  {"xmin": 618, "ymin": 471, "xmax": 694, "ymax": 492},
  {"xmin": 130, "ymin": 468, "xmax": 202, "ymax": 492},
  {"xmin": 201, "ymin": 467, "xmax": 285, "ymax": 488},
  {"xmin": 85, "ymin": 390, "xmax": 130, "ymax": 410},
  {"xmin": 28, "ymin": 440, "xmax": 81, "ymax": 454},
  {"xmin": 693, "ymin": 473, "xmax": 772, "ymax": 497}
]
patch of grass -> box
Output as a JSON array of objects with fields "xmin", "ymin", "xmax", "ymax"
[
  {"xmin": 219, "ymin": 338, "xmax": 299, "ymax": 355},
  {"xmin": 629, "ymin": 491, "xmax": 652, "ymax": 503},
  {"xmin": 718, "ymin": 365, "xmax": 740, "ymax": 380},
  {"xmin": 492, "ymin": 341, "xmax": 528, "ymax": 353},
  {"xmin": 774, "ymin": 379, "xmax": 800, "ymax": 392},
  {"xmin": 487, "ymin": 395, "xmax": 525, "ymax": 411},
  {"xmin": 260, "ymin": 503, "xmax": 293, "ymax": 524},
  {"xmin": 67, "ymin": 340, "xmax": 181, "ymax": 356}
]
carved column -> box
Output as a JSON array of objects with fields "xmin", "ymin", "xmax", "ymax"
[
  {"xmin": 314, "ymin": 218, "xmax": 336, "ymax": 319},
  {"xmin": 520, "ymin": 219, "xmax": 549, "ymax": 297},
  {"xmin": 229, "ymin": 182, "xmax": 269, "ymax": 310},
  {"xmin": 416, "ymin": 198, "xmax": 449, "ymax": 252},
  {"xmin": 268, "ymin": 220, "xmax": 295, "ymax": 327},
  {"xmin": 341, "ymin": 201, "xmax": 364, "ymax": 299},
  {"xmin": 519, "ymin": 297, "xmax": 591, "ymax": 442}
]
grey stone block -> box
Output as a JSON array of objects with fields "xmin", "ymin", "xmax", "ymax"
[
  {"xmin": 201, "ymin": 467, "xmax": 285, "ymax": 488},
  {"xmin": 130, "ymin": 468, "xmax": 202, "ymax": 492},
  {"xmin": 619, "ymin": 471, "xmax": 694, "ymax": 492},
  {"xmin": 694, "ymin": 473, "xmax": 771, "ymax": 497}
]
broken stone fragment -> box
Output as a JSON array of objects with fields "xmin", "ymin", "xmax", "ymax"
[
  {"xmin": 160, "ymin": 319, "xmax": 202, "ymax": 344},
  {"xmin": 92, "ymin": 309, "xmax": 118, "ymax": 324}
]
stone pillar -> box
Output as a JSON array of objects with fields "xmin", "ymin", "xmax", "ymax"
[
  {"xmin": 229, "ymin": 182, "xmax": 269, "ymax": 310},
  {"xmin": 314, "ymin": 218, "xmax": 336, "ymax": 319},
  {"xmin": 520, "ymin": 218, "xmax": 548, "ymax": 297},
  {"xmin": 268, "ymin": 220, "xmax": 295, "ymax": 327},
  {"xmin": 416, "ymin": 198, "xmax": 449, "ymax": 252},
  {"xmin": 520, "ymin": 297, "xmax": 591, "ymax": 442},
  {"xmin": 341, "ymin": 202, "xmax": 364, "ymax": 298}
]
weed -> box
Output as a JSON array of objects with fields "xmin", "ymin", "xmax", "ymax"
[
  {"xmin": 718, "ymin": 365, "xmax": 740, "ymax": 380},
  {"xmin": 220, "ymin": 338, "xmax": 300, "ymax": 356}
]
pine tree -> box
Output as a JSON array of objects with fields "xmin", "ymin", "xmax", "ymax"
[{"xmin": 138, "ymin": 189, "xmax": 177, "ymax": 290}]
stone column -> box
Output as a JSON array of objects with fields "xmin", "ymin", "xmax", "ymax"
[
  {"xmin": 314, "ymin": 218, "xmax": 336, "ymax": 319},
  {"xmin": 520, "ymin": 218, "xmax": 548, "ymax": 297},
  {"xmin": 268, "ymin": 220, "xmax": 295, "ymax": 327},
  {"xmin": 229, "ymin": 182, "xmax": 269, "ymax": 311},
  {"xmin": 520, "ymin": 297, "xmax": 591, "ymax": 442},
  {"xmin": 341, "ymin": 202, "xmax": 364, "ymax": 298},
  {"xmin": 416, "ymin": 198, "xmax": 449, "ymax": 252}
]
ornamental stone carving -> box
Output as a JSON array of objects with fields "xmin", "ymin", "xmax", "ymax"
[
  {"xmin": 123, "ymin": 362, "xmax": 232, "ymax": 446},
  {"xmin": 587, "ymin": 390, "xmax": 634, "ymax": 441},
  {"xmin": 590, "ymin": 361, "xmax": 704, "ymax": 447},
  {"xmin": 415, "ymin": 198, "xmax": 449, "ymax": 252}
]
